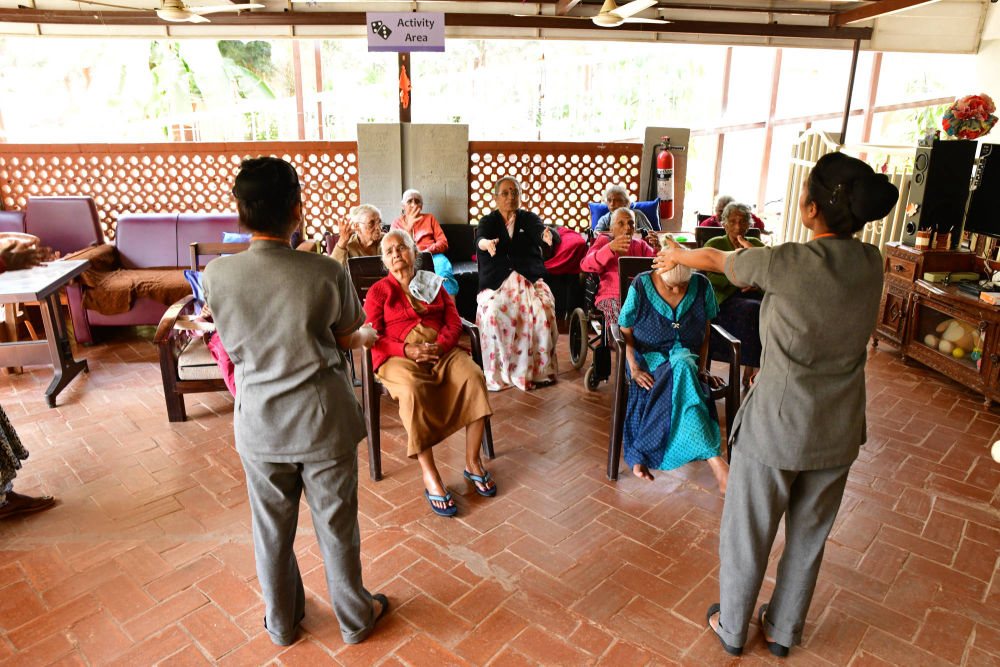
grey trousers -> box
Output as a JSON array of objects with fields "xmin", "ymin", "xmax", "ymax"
[
  {"xmin": 240, "ymin": 450, "xmax": 377, "ymax": 645},
  {"xmin": 718, "ymin": 448, "xmax": 851, "ymax": 648}
]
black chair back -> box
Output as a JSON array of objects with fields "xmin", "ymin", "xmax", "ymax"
[
  {"xmin": 617, "ymin": 256, "xmax": 655, "ymax": 302},
  {"xmin": 346, "ymin": 251, "xmax": 433, "ymax": 303}
]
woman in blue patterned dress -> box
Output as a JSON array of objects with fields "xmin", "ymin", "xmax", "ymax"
[{"xmin": 619, "ymin": 258, "xmax": 729, "ymax": 492}]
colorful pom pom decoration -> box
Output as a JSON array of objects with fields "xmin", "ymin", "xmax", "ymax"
[{"xmin": 941, "ymin": 93, "xmax": 997, "ymax": 140}]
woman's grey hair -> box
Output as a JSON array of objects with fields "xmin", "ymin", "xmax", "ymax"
[
  {"xmin": 493, "ymin": 176, "xmax": 521, "ymax": 196},
  {"xmin": 401, "ymin": 189, "xmax": 422, "ymax": 206},
  {"xmin": 380, "ymin": 228, "xmax": 417, "ymax": 257},
  {"xmin": 350, "ymin": 203, "xmax": 381, "ymax": 224},
  {"xmin": 721, "ymin": 202, "xmax": 752, "ymax": 225},
  {"xmin": 603, "ymin": 184, "xmax": 629, "ymax": 205},
  {"xmin": 714, "ymin": 194, "xmax": 735, "ymax": 211},
  {"xmin": 610, "ymin": 207, "xmax": 636, "ymax": 225},
  {"xmin": 658, "ymin": 247, "xmax": 693, "ymax": 286}
]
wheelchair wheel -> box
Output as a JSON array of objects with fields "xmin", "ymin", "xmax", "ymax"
[
  {"xmin": 584, "ymin": 364, "xmax": 601, "ymax": 392},
  {"xmin": 568, "ymin": 307, "xmax": 589, "ymax": 370}
]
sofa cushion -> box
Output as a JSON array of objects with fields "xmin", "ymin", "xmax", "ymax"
[
  {"xmin": 63, "ymin": 243, "xmax": 119, "ymax": 273},
  {"xmin": 0, "ymin": 211, "xmax": 25, "ymax": 235},
  {"xmin": 177, "ymin": 337, "xmax": 223, "ymax": 381},
  {"xmin": 25, "ymin": 197, "xmax": 104, "ymax": 256},
  {"xmin": 116, "ymin": 214, "xmax": 180, "ymax": 269},
  {"xmin": 81, "ymin": 268, "xmax": 191, "ymax": 315},
  {"xmin": 450, "ymin": 260, "xmax": 478, "ymax": 277}
]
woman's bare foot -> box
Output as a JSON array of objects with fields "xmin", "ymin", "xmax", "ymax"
[
  {"xmin": 464, "ymin": 457, "xmax": 496, "ymax": 494},
  {"xmin": 420, "ymin": 470, "xmax": 454, "ymax": 512},
  {"xmin": 632, "ymin": 463, "xmax": 655, "ymax": 481},
  {"xmin": 416, "ymin": 449, "xmax": 454, "ymax": 512},
  {"xmin": 707, "ymin": 456, "xmax": 729, "ymax": 495}
]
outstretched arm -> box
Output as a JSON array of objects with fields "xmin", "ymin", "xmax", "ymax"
[{"xmin": 653, "ymin": 237, "xmax": 750, "ymax": 285}]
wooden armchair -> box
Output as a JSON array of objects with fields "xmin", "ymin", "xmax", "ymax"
[
  {"xmin": 153, "ymin": 242, "xmax": 249, "ymax": 422},
  {"xmin": 606, "ymin": 257, "xmax": 742, "ymax": 480},
  {"xmin": 346, "ymin": 253, "xmax": 495, "ymax": 482}
]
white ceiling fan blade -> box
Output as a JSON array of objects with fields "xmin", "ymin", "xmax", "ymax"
[
  {"xmin": 612, "ymin": 0, "xmax": 656, "ymax": 19},
  {"xmin": 623, "ymin": 17, "xmax": 669, "ymax": 24},
  {"xmin": 190, "ymin": 3, "xmax": 263, "ymax": 14},
  {"xmin": 186, "ymin": 12, "xmax": 210, "ymax": 21}
]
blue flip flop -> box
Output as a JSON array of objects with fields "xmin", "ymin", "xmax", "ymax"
[
  {"xmin": 463, "ymin": 469, "xmax": 498, "ymax": 497},
  {"xmin": 424, "ymin": 489, "xmax": 458, "ymax": 517}
]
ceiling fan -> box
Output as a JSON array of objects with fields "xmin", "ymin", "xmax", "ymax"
[
  {"xmin": 519, "ymin": 0, "xmax": 669, "ymax": 28},
  {"xmin": 75, "ymin": 0, "xmax": 264, "ymax": 23}
]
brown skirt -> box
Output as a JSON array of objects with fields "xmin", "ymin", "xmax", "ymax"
[{"xmin": 376, "ymin": 348, "xmax": 493, "ymax": 457}]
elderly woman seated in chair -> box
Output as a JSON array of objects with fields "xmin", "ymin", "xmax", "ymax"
[
  {"xmin": 332, "ymin": 204, "xmax": 384, "ymax": 264},
  {"xmin": 581, "ymin": 207, "xmax": 659, "ymax": 326},
  {"xmin": 364, "ymin": 229, "xmax": 496, "ymax": 517},
  {"xmin": 619, "ymin": 251, "xmax": 729, "ymax": 492},
  {"xmin": 703, "ymin": 201, "xmax": 765, "ymax": 390}
]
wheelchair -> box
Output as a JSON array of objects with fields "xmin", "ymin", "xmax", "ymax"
[{"xmin": 568, "ymin": 270, "xmax": 614, "ymax": 392}]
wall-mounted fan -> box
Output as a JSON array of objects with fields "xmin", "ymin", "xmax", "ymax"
[
  {"xmin": 519, "ymin": 0, "xmax": 669, "ymax": 28},
  {"xmin": 76, "ymin": 0, "xmax": 264, "ymax": 23}
]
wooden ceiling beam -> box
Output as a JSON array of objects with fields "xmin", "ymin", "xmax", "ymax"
[
  {"xmin": 830, "ymin": 0, "xmax": 941, "ymax": 27},
  {"xmin": 0, "ymin": 8, "xmax": 874, "ymax": 39},
  {"xmin": 555, "ymin": 0, "xmax": 583, "ymax": 15}
]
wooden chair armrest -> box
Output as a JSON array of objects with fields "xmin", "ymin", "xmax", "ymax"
[{"xmin": 153, "ymin": 294, "xmax": 197, "ymax": 343}]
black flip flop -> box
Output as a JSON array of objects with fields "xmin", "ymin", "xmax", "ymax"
[
  {"xmin": 757, "ymin": 603, "xmax": 789, "ymax": 657},
  {"xmin": 707, "ymin": 603, "xmax": 743, "ymax": 656}
]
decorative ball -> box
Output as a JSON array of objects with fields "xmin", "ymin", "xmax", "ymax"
[
  {"xmin": 938, "ymin": 339, "xmax": 955, "ymax": 354},
  {"xmin": 953, "ymin": 348, "xmax": 965, "ymax": 359},
  {"xmin": 992, "ymin": 440, "xmax": 1000, "ymax": 463},
  {"xmin": 924, "ymin": 334, "xmax": 940, "ymax": 347},
  {"xmin": 972, "ymin": 349, "xmax": 983, "ymax": 361}
]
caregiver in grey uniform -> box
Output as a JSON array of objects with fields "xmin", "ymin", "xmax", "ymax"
[
  {"xmin": 655, "ymin": 152, "xmax": 898, "ymax": 657},
  {"xmin": 204, "ymin": 157, "xmax": 388, "ymax": 647}
]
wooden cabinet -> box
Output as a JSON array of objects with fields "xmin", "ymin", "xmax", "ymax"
[
  {"xmin": 874, "ymin": 242, "xmax": 1000, "ymax": 406},
  {"xmin": 876, "ymin": 284, "xmax": 909, "ymax": 346}
]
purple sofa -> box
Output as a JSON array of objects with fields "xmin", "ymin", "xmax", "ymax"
[
  {"xmin": 65, "ymin": 213, "xmax": 244, "ymax": 344},
  {"xmin": 0, "ymin": 210, "xmax": 26, "ymax": 235}
]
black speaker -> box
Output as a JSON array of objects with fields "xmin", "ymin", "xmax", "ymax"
[
  {"xmin": 901, "ymin": 139, "xmax": 977, "ymax": 247},
  {"xmin": 963, "ymin": 143, "xmax": 1000, "ymax": 237}
]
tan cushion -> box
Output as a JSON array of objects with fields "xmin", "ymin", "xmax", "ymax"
[{"xmin": 177, "ymin": 337, "xmax": 223, "ymax": 381}]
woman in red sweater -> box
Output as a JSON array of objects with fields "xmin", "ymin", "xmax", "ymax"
[{"xmin": 364, "ymin": 229, "xmax": 494, "ymax": 517}]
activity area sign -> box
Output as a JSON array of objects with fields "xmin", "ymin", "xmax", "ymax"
[{"xmin": 366, "ymin": 12, "xmax": 445, "ymax": 52}]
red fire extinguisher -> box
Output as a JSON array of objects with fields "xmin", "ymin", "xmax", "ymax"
[{"xmin": 653, "ymin": 136, "xmax": 685, "ymax": 221}]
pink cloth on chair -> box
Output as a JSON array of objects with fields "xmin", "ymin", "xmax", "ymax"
[
  {"xmin": 206, "ymin": 333, "xmax": 236, "ymax": 396},
  {"xmin": 544, "ymin": 228, "xmax": 588, "ymax": 275}
]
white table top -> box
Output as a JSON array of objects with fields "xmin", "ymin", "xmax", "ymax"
[{"xmin": 0, "ymin": 259, "xmax": 90, "ymax": 303}]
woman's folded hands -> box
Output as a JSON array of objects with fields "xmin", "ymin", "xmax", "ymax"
[{"xmin": 405, "ymin": 341, "xmax": 442, "ymax": 364}]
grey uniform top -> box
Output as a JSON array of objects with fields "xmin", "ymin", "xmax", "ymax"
[
  {"xmin": 204, "ymin": 240, "xmax": 366, "ymax": 462},
  {"xmin": 724, "ymin": 237, "xmax": 883, "ymax": 470}
]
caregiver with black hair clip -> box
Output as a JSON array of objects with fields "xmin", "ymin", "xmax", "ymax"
[{"xmin": 654, "ymin": 152, "xmax": 899, "ymax": 658}]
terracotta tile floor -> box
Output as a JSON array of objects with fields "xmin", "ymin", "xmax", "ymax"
[{"xmin": 1, "ymin": 329, "xmax": 999, "ymax": 665}]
